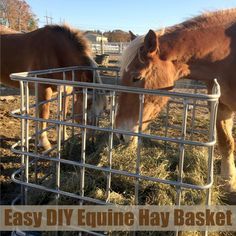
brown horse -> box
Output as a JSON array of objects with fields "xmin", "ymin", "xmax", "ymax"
[
  {"xmin": 1, "ymin": 24, "xmax": 105, "ymax": 150},
  {"xmin": 115, "ymin": 9, "xmax": 236, "ymax": 192}
]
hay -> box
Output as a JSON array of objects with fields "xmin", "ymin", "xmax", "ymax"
[{"xmin": 55, "ymin": 133, "xmax": 223, "ymax": 206}]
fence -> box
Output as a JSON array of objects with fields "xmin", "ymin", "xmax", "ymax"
[
  {"xmin": 92, "ymin": 42, "xmax": 130, "ymax": 54},
  {"xmin": 10, "ymin": 66, "xmax": 220, "ymax": 235}
]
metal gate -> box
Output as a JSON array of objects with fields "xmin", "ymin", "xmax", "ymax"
[{"xmin": 10, "ymin": 66, "xmax": 220, "ymax": 235}]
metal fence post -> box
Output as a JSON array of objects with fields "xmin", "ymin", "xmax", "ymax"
[
  {"xmin": 106, "ymin": 91, "xmax": 116, "ymax": 202},
  {"xmin": 80, "ymin": 88, "xmax": 88, "ymax": 204},
  {"xmin": 20, "ymin": 81, "xmax": 25, "ymax": 204},
  {"xmin": 135, "ymin": 94, "xmax": 145, "ymax": 205}
]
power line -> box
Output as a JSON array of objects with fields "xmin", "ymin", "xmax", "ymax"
[{"xmin": 44, "ymin": 13, "xmax": 53, "ymax": 25}]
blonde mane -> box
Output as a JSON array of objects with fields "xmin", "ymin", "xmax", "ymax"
[
  {"xmin": 120, "ymin": 28, "xmax": 165, "ymax": 75},
  {"xmin": 120, "ymin": 35, "xmax": 145, "ymax": 75}
]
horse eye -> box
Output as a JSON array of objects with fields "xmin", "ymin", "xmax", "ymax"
[{"xmin": 132, "ymin": 76, "xmax": 144, "ymax": 82}]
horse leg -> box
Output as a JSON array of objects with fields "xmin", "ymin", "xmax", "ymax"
[
  {"xmin": 217, "ymin": 103, "xmax": 236, "ymax": 192},
  {"xmin": 38, "ymin": 86, "xmax": 53, "ymax": 150}
]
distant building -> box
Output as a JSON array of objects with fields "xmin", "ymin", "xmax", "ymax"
[{"xmin": 85, "ymin": 33, "xmax": 108, "ymax": 43}]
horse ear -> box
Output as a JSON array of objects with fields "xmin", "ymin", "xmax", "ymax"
[
  {"xmin": 144, "ymin": 29, "xmax": 159, "ymax": 55},
  {"xmin": 129, "ymin": 30, "xmax": 137, "ymax": 41}
]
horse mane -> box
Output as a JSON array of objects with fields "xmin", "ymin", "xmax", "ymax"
[
  {"xmin": 120, "ymin": 35, "xmax": 145, "ymax": 75},
  {"xmin": 166, "ymin": 8, "xmax": 236, "ymax": 34},
  {"xmin": 120, "ymin": 28, "xmax": 164, "ymax": 75},
  {"xmin": 44, "ymin": 24, "xmax": 92, "ymax": 55}
]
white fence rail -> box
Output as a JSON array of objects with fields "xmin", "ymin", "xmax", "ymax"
[{"xmin": 92, "ymin": 42, "xmax": 130, "ymax": 54}]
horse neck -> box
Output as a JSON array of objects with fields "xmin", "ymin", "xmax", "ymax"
[
  {"xmin": 163, "ymin": 25, "xmax": 229, "ymax": 62},
  {"xmin": 160, "ymin": 25, "xmax": 232, "ymax": 82}
]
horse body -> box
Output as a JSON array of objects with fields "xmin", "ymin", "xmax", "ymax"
[
  {"xmin": 1, "ymin": 25, "xmax": 91, "ymax": 87},
  {"xmin": 115, "ymin": 9, "xmax": 236, "ymax": 192},
  {"xmin": 1, "ymin": 25, "xmax": 105, "ymax": 149}
]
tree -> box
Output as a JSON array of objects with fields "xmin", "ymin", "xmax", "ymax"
[
  {"xmin": 104, "ymin": 30, "xmax": 131, "ymax": 42},
  {"xmin": 0, "ymin": 0, "xmax": 38, "ymax": 32},
  {"xmin": 84, "ymin": 29, "xmax": 132, "ymax": 42}
]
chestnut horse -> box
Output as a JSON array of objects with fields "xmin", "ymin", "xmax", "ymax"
[
  {"xmin": 1, "ymin": 25, "xmax": 105, "ymax": 150},
  {"xmin": 115, "ymin": 9, "xmax": 236, "ymax": 192}
]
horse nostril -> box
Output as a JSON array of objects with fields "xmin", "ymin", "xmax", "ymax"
[{"xmin": 119, "ymin": 134, "xmax": 125, "ymax": 142}]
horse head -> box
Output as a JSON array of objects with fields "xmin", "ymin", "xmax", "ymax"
[
  {"xmin": 74, "ymin": 57, "xmax": 107, "ymax": 125},
  {"xmin": 115, "ymin": 29, "xmax": 188, "ymax": 143}
]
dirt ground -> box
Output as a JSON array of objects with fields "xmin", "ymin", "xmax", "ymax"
[{"xmin": 0, "ymin": 85, "xmax": 22, "ymax": 204}]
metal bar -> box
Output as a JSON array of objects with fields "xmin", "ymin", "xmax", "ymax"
[
  {"xmin": 92, "ymin": 67, "xmax": 96, "ymax": 126},
  {"xmin": 62, "ymin": 72, "xmax": 67, "ymax": 144},
  {"xmin": 15, "ymin": 89, "xmax": 206, "ymax": 115},
  {"xmin": 80, "ymin": 88, "xmax": 88, "ymax": 204},
  {"xmin": 12, "ymin": 165, "xmax": 110, "ymax": 205},
  {"xmin": 190, "ymin": 88, "xmax": 198, "ymax": 140},
  {"xmin": 33, "ymin": 124, "xmax": 57, "ymax": 137},
  {"xmin": 11, "ymin": 65, "xmax": 119, "ymax": 77},
  {"xmin": 206, "ymin": 80, "xmax": 220, "ymax": 206},
  {"xmin": 135, "ymin": 94, "xmax": 144, "ymax": 205},
  {"xmin": 56, "ymin": 85, "xmax": 63, "ymax": 200},
  {"xmin": 34, "ymin": 91, "xmax": 73, "ymax": 107},
  {"xmin": 20, "ymin": 81, "xmax": 25, "ymax": 204},
  {"xmin": 175, "ymin": 99, "xmax": 188, "ymax": 236},
  {"xmin": 34, "ymin": 81, "xmax": 39, "ymax": 183},
  {"xmin": 24, "ymin": 82, "xmax": 29, "ymax": 204},
  {"xmin": 176, "ymin": 99, "xmax": 188, "ymax": 205},
  {"xmin": 164, "ymin": 101, "xmax": 170, "ymax": 153},
  {"xmin": 167, "ymin": 99, "xmax": 209, "ymax": 108},
  {"xmin": 10, "ymin": 112, "xmax": 217, "ymax": 147},
  {"xmin": 10, "ymin": 74, "xmax": 220, "ymax": 101},
  {"xmin": 106, "ymin": 91, "xmax": 116, "ymax": 202},
  {"xmin": 11, "ymin": 150, "xmax": 215, "ymax": 191},
  {"xmin": 72, "ymin": 70, "xmax": 75, "ymax": 137},
  {"xmin": 205, "ymin": 103, "xmax": 217, "ymax": 206},
  {"xmin": 164, "ymin": 101, "xmax": 170, "ymax": 138},
  {"xmin": 206, "ymin": 79, "xmax": 220, "ymax": 205},
  {"xmin": 91, "ymin": 69, "xmax": 97, "ymax": 146}
]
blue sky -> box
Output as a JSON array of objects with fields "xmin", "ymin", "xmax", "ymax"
[{"xmin": 27, "ymin": 0, "xmax": 236, "ymax": 34}]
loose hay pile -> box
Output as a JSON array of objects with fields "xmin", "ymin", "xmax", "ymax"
[
  {"xmin": 56, "ymin": 132, "xmax": 222, "ymax": 206},
  {"xmin": 31, "ymin": 131, "xmax": 229, "ymax": 236},
  {"xmin": 30, "ymin": 121, "xmax": 223, "ymax": 207}
]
